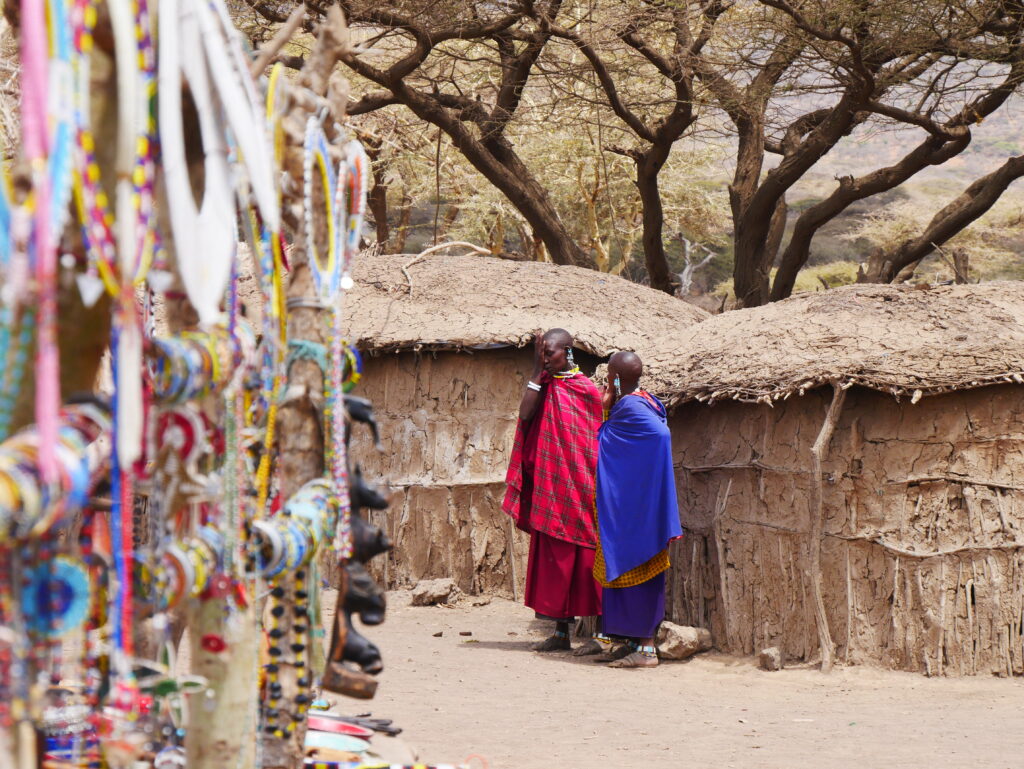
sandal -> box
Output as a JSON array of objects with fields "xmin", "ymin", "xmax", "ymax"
[
  {"xmin": 573, "ymin": 633, "xmax": 613, "ymax": 657},
  {"xmin": 533, "ymin": 631, "xmax": 571, "ymax": 652},
  {"xmin": 607, "ymin": 645, "xmax": 659, "ymax": 669},
  {"xmin": 595, "ymin": 640, "xmax": 635, "ymax": 663}
]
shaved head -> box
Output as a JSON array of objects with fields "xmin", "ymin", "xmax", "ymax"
[
  {"xmin": 543, "ymin": 327, "xmax": 573, "ymax": 347},
  {"xmin": 609, "ymin": 351, "xmax": 643, "ymax": 389},
  {"xmin": 538, "ymin": 328, "xmax": 575, "ymax": 374}
]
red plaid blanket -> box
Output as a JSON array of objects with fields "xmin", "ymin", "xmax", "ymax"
[{"xmin": 502, "ymin": 371, "xmax": 602, "ymax": 548}]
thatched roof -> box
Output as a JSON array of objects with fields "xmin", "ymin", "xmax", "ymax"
[
  {"xmin": 643, "ymin": 282, "xmax": 1024, "ymax": 408},
  {"xmin": 342, "ymin": 253, "xmax": 708, "ymax": 356}
]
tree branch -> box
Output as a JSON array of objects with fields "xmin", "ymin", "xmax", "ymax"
[
  {"xmin": 870, "ymin": 153, "xmax": 1024, "ymax": 281},
  {"xmin": 540, "ymin": 20, "xmax": 655, "ymax": 142}
]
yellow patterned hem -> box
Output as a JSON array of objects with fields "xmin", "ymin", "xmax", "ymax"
[{"xmin": 593, "ymin": 540, "xmax": 670, "ymax": 588}]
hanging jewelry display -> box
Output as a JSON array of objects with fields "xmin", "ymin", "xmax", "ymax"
[{"xmin": 0, "ymin": 1, "xmax": 392, "ymax": 764}]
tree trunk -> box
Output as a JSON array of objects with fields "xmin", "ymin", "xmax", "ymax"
[
  {"xmin": 636, "ymin": 149, "xmax": 678, "ymax": 295},
  {"xmin": 260, "ymin": 258, "xmax": 326, "ymax": 769},
  {"xmin": 728, "ymin": 123, "xmax": 773, "ymax": 308},
  {"xmin": 368, "ymin": 159, "xmax": 389, "ymax": 246},
  {"xmin": 387, "ymin": 195, "xmax": 413, "ymax": 254},
  {"xmin": 186, "ymin": 600, "xmax": 258, "ymax": 769},
  {"xmin": 732, "ymin": 196, "xmax": 786, "ymax": 308}
]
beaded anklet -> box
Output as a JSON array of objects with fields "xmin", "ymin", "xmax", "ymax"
[{"xmin": 638, "ymin": 645, "xmax": 657, "ymax": 658}]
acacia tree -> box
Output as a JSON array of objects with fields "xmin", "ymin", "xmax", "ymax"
[
  {"xmin": 246, "ymin": 0, "xmax": 595, "ymax": 267},
  {"xmin": 244, "ymin": 0, "xmax": 1024, "ymax": 303},
  {"xmin": 529, "ymin": 1, "xmax": 708, "ymax": 292},
  {"xmin": 690, "ymin": 0, "xmax": 1024, "ymax": 305}
]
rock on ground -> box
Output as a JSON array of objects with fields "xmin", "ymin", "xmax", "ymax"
[
  {"xmin": 656, "ymin": 622, "xmax": 712, "ymax": 660},
  {"xmin": 759, "ymin": 646, "xmax": 783, "ymax": 671},
  {"xmin": 411, "ymin": 578, "xmax": 461, "ymax": 606}
]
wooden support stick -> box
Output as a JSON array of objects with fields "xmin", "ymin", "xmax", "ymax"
[
  {"xmin": 808, "ymin": 382, "xmax": 846, "ymax": 673},
  {"xmin": 712, "ymin": 478, "xmax": 733, "ymax": 649},
  {"xmin": 508, "ymin": 517, "xmax": 519, "ymax": 602}
]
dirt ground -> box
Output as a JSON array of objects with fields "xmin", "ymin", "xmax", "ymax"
[{"xmin": 328, "ymin": 590, "xmax": 1024, "ymax": 769}]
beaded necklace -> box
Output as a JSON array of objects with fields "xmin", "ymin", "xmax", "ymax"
[
  {"xmin": 72, "ymin": 0, "xmax": 157, "ymax": 298},
  {"xmin": 552, "ymin": 366, "xmax": 581, "ymax": 379},
  {"xmin": 304, "ymin": 117, "xmax": 339, "ymax": 300},
  {"xmin": 158, "ymin": 0, "xmax": 235, "ymax": 326},
  {"xmin": 252, "ymin": 63, "xmax": 289, "ymax": 518},
  {"xmin": 0, "ymin": 161, "xmax": 11, "ymax": 419},
  {"xmin": 340, "ymin": 140, "xmax": 369, "ymax": 275},
  {"xmin": 0, "ymin": 306, "xmax": 36, "ymax": 442},
  {"xmin": 45, "ymin": 0, "xmax": 76, "ymax": 238},
  {"xmin": 259, "ymin": 481, "xmax": 333, "ymax": 737}
]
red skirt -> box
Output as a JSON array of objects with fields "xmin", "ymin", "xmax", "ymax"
[{"xmin": 524, "ymin": 530, "xmax": 602, "ymax": 621}]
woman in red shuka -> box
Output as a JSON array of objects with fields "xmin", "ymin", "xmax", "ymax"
[{"xmin": 503, "ymin": 328, "xmax": 603, "ymax": 652}]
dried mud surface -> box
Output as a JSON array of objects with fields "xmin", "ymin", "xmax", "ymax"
[
  {"xmin": 353, "ymin": 350, "xmax": 530, "ymax": 596},
  {"xmin": 671, "ymin": 386, "xmax": 1024, "ymax": 676},
  {"xmin": 644, "ymin": 281, "xmax": 1024, "ymax": 405},
  {"xmin": 325, "ymin": 591, "xmax": 1024, "ymax": 769}
]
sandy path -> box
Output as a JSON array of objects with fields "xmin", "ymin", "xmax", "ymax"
[{"xmin": 332, "ymin": 590, "xmax": 1024, "ymax": 769}]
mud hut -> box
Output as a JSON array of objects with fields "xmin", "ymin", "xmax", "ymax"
[
  {"xmin": 644, "ymin": 282, "xmax": 1024, "ymax": 676},
  {"xmin": 343, "ymin": 253, "xmax": 708, "ymax": 595}
]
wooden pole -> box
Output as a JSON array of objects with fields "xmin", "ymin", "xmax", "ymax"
[
  {"xmin": 508, "ymin": 517, "xmax": 519, "ymax": 602},
  {"xmin": 808, "ymin": 382, "xmax": 846, "ymax": 672}
]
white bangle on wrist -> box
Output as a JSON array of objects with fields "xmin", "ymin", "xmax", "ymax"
[{"xmin": 526, "ymin": 381, "xmax": 542, "ymax": 392}]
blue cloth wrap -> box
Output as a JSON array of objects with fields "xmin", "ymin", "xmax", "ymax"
[{"xmin": 596, "ymin": 393, "xmax": 682, "ymax": 583}]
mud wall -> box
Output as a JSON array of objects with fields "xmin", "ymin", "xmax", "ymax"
[
  {"xmin": 667, "ymin": 384, "xmax": 1024, "ymax": 676},
  {"xmin": 350, "ymin": 348, "xmax": 532, "ymax": 596}
]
